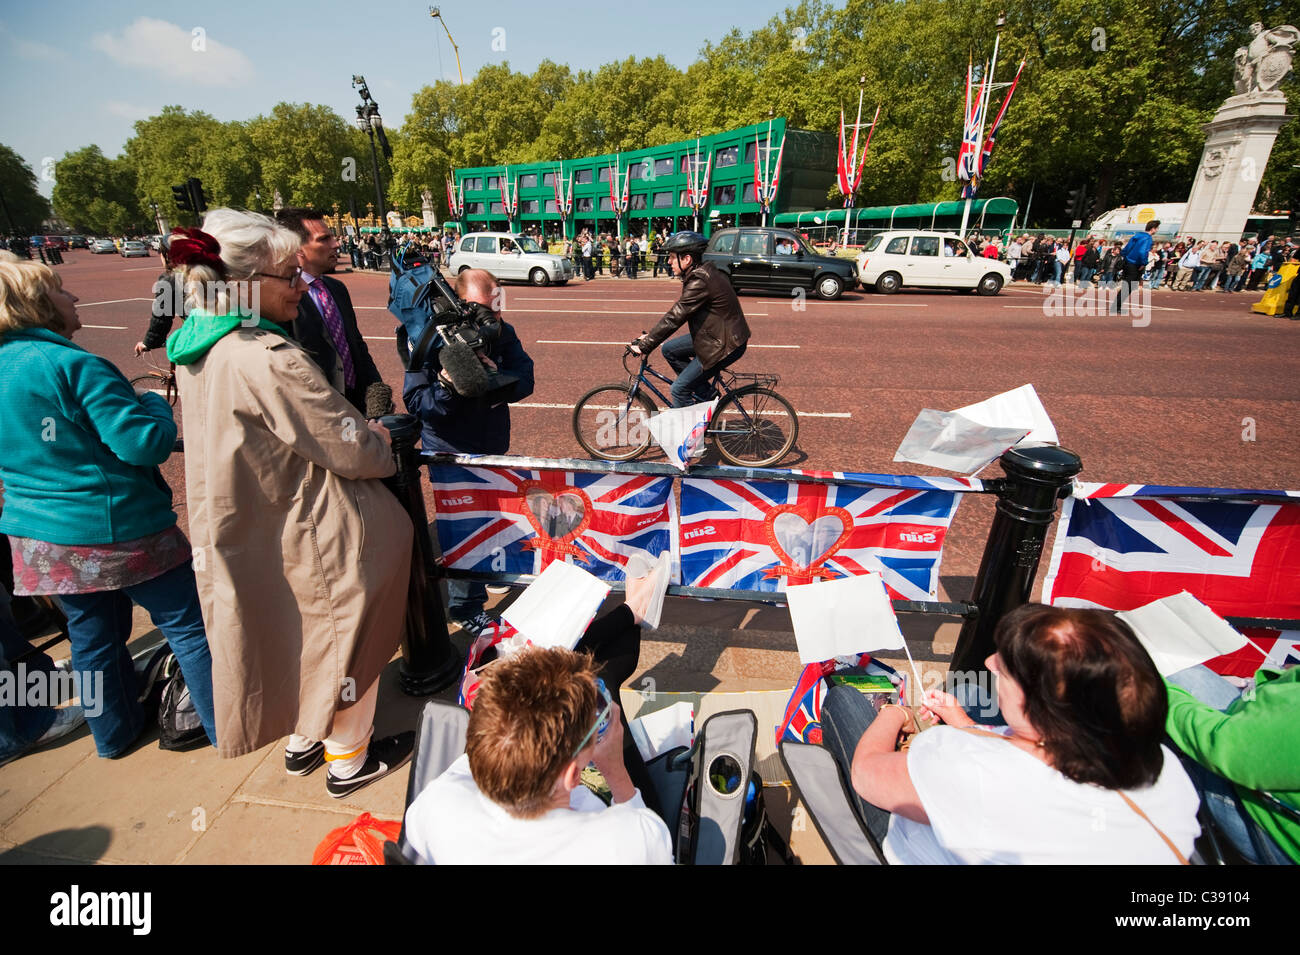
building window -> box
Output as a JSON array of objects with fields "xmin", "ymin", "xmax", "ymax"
[
  {"xmin": 653, "ymin": 191, "xmax": 673, "ymax": 209},
  {"xmin": 518, "ymin": 174, "xmax": 537, "ymax": 189},
  {"xmin": 742, "ymin": 182, "xmax": 757, "ymax": 203},
  {"xmin": 486, "ymin": 176, "xmax": 500, "ymax": 190},
  {"xmin": 743, "ymin": 139, "xmax": 772, "ymax": 164},
  {"xmin": 544, "ymin": 199, "xmax": 558, "ymax": 213},
  {"xmin": 463, "ymin": 178, "xmax": 482, "ymax": 192},
  {"xmin": 599, "ymin": 166, "xmax": 612, "ymax": 182},
  {"xmin": 464, "ymin": 202, "xmax": 484, "ymax": 214},
  {"xmin": 679, "ymin": 190, "xmax": 691, "ymax": 206},
  {"xmin": 598, "ymin": 196, "xmax": 612, "ymax": 211},
  {"xmin": 520, "ymin": 199, "xmax": 539, "ymax": 214},
  {"xmin": 654, "ymin": 158, "xmax": 675, "ymax": 178},
  {"xmin": 713, "ymin": 184, "xmax": 736, "ymax": 204},
  {"xmin": 576, "ymin": 197, "xmax": 594, "ymax": 212},
  {"xmin": 630, "ymin": 194, "xmax": 648, "ymax": 211},
  {"xmin": 715, "ymin": 146, "xmax": 738, "ymax": 167},
  {"xmin": 629, "ymin": 161, "xmax": 649, "ymax": 180},
  {"xmin": 542, "ymin": 172, "xmax": 556, "ymax": 187},
  {"xmin": 576, "ymin": 168, "xmax": 593, "ymax": 184},
  {"xmin": 490, "ymin": 201, "xmax": 505, "ymax": 214}
]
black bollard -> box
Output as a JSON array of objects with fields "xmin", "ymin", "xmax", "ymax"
[
  {"xmin": 950, "ymin": 443, "xmax": 1083, "ymax": 676},
  {"xmin": 380, "ymin": 413, "xmax": 462, "ymax": 695}
]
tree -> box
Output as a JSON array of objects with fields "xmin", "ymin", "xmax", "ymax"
[
  {"xmin": 51, "ymin": 146, "xmax": 139, "ymax": 235},
  {"xmin": 0, "ymin": 145, "xmax": 52, "ymax": 234}
]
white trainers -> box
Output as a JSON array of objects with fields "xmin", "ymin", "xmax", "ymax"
[{"xmin": 35, "ymin": 705, "xmax": 86, "ymax": 746}]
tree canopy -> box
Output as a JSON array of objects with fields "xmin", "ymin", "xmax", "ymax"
[
  {"xmin": 42, "ymin": 0, "xmax": 1300, "ymax": 230},
  {"xmin": 0, "ymin": 145, "xmax": 53, "ymax": 234}
]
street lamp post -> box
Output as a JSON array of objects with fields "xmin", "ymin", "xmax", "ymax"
[{"xmin": 352, "ymin": 75, "xmax": 389, "ymax": 225}]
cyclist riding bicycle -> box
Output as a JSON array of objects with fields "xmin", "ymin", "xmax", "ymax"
[{"xmin": 628, "ymin": 231, "xmax": 749, "ymax": 407}]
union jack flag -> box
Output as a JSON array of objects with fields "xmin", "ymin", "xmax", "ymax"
[
  {"xmin": 1042, "ymin": 483, "xmax": 1300, "ymax": 674},
  {"xmin": 430, "ymin": 465, "xmax": 673, "ymax": 581},
  {"xmin": 679, "ymin": 477, "xmax": 962, "ymax": 599},
  {"xmin": 776, "ymin": 655, "xmax": 902, "ymax": 746}
]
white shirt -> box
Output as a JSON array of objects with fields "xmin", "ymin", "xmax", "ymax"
[
  {"xmin": 403, "ymin": 754, "xmax": 674, "ymax": 865},
  {"xmin": 883, "ymin": 726, "xmax": 1200, "ymax": 865}
]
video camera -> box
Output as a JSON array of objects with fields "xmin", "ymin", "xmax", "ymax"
[{"xmin": 392, "ymin": 262, "xmax": 519, "ymax": 402}]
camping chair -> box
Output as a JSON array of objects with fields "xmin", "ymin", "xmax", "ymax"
[
  {"xmin": 384, "ymin": 701, "xmax": 760, "ymax": 864},
  {"xmin": 779, "ymin": 740, "xmax": 886, "ymax": 865},
  {"xmin": 1193, "ymin": 786, "xmax": 1300, "ymax": 866}
]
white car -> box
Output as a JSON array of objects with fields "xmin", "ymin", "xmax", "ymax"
[
  {"xmin": 120, "ymin": 240, "xmax": 149, "ymax": 258},
  {"xmin": 855, "ymin": 231, "xmax": 1010, "ymax": 295},
  {"xmin": 90, "ymin": 239, "xmax": 117, "ymax": 254},
  {"xmin": 450, "ymin": 232, "xmax": 574, "ymax": 286}
]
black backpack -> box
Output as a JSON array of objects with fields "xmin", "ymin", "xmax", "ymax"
[{"xmin": 156, "ymin": 652, "xmax": 209, "ymax": 751}]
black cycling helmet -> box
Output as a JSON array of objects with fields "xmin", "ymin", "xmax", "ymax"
[{"xmin": 663, "ymin": 231, "xmax": 708, "ymax": 257}]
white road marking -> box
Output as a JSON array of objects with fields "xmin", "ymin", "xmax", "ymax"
[
  {"xmin": 81, "ymin": 324, "xmax": 128, "ymax": 329},
  {"xmin": 533, "ymin": 339, "xmax": 799, "ymax": 348},
  {"xmin": 515, "ymin": 401, "xmax": 849, "ymax": 418},
  {"xmin": 78, "ymin": 297, "xmax": 152, "ymax": 306},
  {"xmin": 1003, "ymin": 304, "xmax": 1183, "ymax": 312},
  {"xmin": 506, "ymin": 307, "xmax": 770, "ymax": 316}
]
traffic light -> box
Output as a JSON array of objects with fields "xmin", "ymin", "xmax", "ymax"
[
  {"xmin": 1065, "ymin": 184, "xmax": 1087, "ymax": 221},
  {"xmin": 172, "ymin": 183, "xmax": 193, "ymax": 212},
  {"xmin": 187, "ymin": 178, "xmax": 207, "ymax": 214}
]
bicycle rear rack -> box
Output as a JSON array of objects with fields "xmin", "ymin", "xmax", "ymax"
[{"xmin": 718, "ymin": 369, "xmax": 779, "ymax": 390}]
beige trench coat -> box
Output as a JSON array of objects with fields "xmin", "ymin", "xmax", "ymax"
[{"xmin": 176, "ymin": 328, "xmax": 412, "ymax": 757}]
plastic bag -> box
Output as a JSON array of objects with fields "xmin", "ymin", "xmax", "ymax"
[
  {"xmin": 311, "ymin": 812, "xmax": 403, "ymax": 865},
  {"xmin": 646, "ymin": 399, "xmax": 717, "ymax": 470}
]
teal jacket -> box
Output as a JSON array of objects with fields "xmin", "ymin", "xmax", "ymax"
[
  {"xmin": 1165, "ymin": 667, "xmax": 1300, "ymax": 862},
  {"xmin": 0, "ymin": 327, "xmax": 178, "ymax": 545}
]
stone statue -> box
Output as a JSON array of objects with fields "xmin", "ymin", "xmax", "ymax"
[
  {"xmin": 272, "ymin": 189, "xmax": 284, "ymax": 212},
  {"xmin": 1236, "ymin": 22, "xmax": 1298, "ymax": 94}
]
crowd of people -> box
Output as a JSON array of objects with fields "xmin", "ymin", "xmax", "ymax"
[
  {"xmin": 998, "ymin": 230, "xmax": 1300, "ymax": 298},
  {"xmin": 0, "ymin": 207, "xmax": 1296, "ymax": 865},
  {"xmin": 564, "ymin": 228, "xmax": 675, "ymax": 281}
]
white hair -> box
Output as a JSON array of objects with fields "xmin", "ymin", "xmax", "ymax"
[{"xmin": 179, "ymin": 208, "xmax": 301, "ymax": 315}]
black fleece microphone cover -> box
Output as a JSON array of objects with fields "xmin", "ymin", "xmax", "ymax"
[
  {"xmin": 438, "ymin": 341, "xmax": 492, "ymax": 397},
  {"xmin": 364, "ymin": 382, "xmax": 394, "ymax": 419}
]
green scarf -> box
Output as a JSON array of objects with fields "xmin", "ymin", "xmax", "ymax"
[{"xmin": 166, "ymin": 309, "xmax": 288, "ymax": 365}]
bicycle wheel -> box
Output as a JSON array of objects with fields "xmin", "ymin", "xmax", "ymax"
[
  {"xmin": 711, "ymin": 385, "xmax": 798, "ymax": 468},
  {"xmin": 129, "ymin": 373, "xmax": 178, "ymax": 407},
  {"xmin": 572, "ymin": 384, "xmax": 657, "ymax": 461}
]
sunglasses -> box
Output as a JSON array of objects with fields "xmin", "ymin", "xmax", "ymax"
[{"xmin": 570, "ymin": 677, "xmax": 613, "ymax": 760}]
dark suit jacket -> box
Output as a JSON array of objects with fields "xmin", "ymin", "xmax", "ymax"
[{"xmin": 293, "ymin": 274, "xmax": 382, "ymax": 413}]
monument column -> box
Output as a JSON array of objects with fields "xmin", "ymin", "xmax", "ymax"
[{"xmin": 1181, "ymin": 22, "xmax": 1296, "ymax": 242}]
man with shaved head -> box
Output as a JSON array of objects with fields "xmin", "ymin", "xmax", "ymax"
[{"xmin": 403, "ymin": 268, "xmax": 535, "ymax": 635}]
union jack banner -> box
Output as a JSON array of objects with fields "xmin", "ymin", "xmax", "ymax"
[
  {"xmin": 552, "ymin": 164, "xmax": 573, "ymax": 217},
  {"xmin": 679, "ymin": 476, "xmax": 963, "ymax": 598},
  {"xmin": 445, "ymin": 176, "xmax": 464, "ymax": 218},
  {"xmin": 498, "ymin": 167, "xmax": 518, "ymax": 218},
  {"xmin": 956, "ymin": 58, "xmax": 987, "ymax": 196},
  {"xmin": 430, "ymin": 465, "xmax": 673, "ymax": 581},
  {"xmin": 1042, "ymin": 483, "xmax": 1300, "ymax": 674}
]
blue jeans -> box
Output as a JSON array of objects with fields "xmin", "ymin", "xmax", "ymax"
[
  {"xmin": 1192, "ymin": 266, "xmax": 1212, "ymax": 290},
  {"xmin": 57, "ymin": 560, "xmax": 216, "ymax": 757},
  {"xmin": 661, "ymin": 336, "xmax": 747, "ymax": 408},
  {"xmin": 1166, "ymin": 665, "xmax": 1292, "ymax": 865},
  {"xmin": 0, "ymin": 585, "xmax": 58, "ymax": 763},
  {"xmin": 820, "ymin": 684, "xmax": 893, "ymax": 848}
]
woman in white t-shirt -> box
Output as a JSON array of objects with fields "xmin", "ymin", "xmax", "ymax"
[{"xmin": 820, "ymin": 603, "xmax": 1200, "ymax": 864}]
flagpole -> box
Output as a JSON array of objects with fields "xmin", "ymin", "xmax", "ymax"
[
  {"xmin": 960, "ymin": 13, "xmax": 1006, "ymax": 238},
  {"xmin": 844, "ymin": 80, "xmax": 864, "ymax": 247}
]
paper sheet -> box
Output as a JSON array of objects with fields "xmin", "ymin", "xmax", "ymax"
[
  {"xmin": 624, "ymin": 551, "xmax": 672, "ymax": 630},
  {"xmin": 893, "ymin": 408, "xmax": 1031, "ymax": 473},
  {"xmin": 952, "ymin": 383, "xmax": 1058, "ymax": 445},
  {"xmin": 628, "ymin": 701, "xmax": 695, "ymax": 762},
  {"xmin": 1116, "ymin": 591, "xmax": 1249, "ymax": 676},
  {"xmin": 500, "ymin": 559, "xmax": 611, "ymax": 650},
  {"xmin": 785, "ymin": 572, "xmax": 906, "ymax": 665}
]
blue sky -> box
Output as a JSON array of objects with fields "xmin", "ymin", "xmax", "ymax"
[{"xmin": 2, "ymin": 0, "xmax": 813, "ymax": 197}]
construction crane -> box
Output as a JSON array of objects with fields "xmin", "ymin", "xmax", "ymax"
[{"xmin": 429, "ymin": 7, "xmax": 464, "ymax": 85}]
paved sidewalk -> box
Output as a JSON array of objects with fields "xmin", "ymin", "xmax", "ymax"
[{"xmin": 0, "ymin": 590, "xmax": 958, "ymax": 865}]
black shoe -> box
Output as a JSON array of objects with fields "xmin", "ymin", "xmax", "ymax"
[
  {"xmin": 325, "ymin": 732, "xmax": 415, "ymax": 799},
  {"xmin": 450, "ymin": 610, "xmax": 499, "ymax": 638},
  {"xmin": 285, "ymin": 740, "xmax": 325, "ymax": 776}
]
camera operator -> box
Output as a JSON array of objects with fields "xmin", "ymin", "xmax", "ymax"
[{"xmin": 402, "ymin": 268, "xmax": 534, "ymax": 635}]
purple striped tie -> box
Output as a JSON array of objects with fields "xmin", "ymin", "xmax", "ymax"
[{"xmin": 309, "ymin": 281, "xmax": 355, "ymax": 388}]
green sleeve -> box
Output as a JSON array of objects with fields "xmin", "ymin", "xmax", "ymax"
[{"xmin": 1164, "ymin": 676, "xmax": 1300, "ymax": 792}]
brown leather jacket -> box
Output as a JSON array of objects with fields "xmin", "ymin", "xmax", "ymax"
[{"xmin": 639, "ymin": 261, "xmax": 750, "ymax": 370}]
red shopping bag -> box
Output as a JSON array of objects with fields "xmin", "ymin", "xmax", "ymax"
[{"xmin": 311, "ymin": 812, "xmax": 402, "ymax": 865}]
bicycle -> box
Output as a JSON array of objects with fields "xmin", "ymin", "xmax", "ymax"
[
  {"xmin": 572, "ymin": 348, "xmax": 798, "ymax": 468},
  {"xmin": 129, "ymin": 352, "xmax": 179, "ymax": 408}
]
